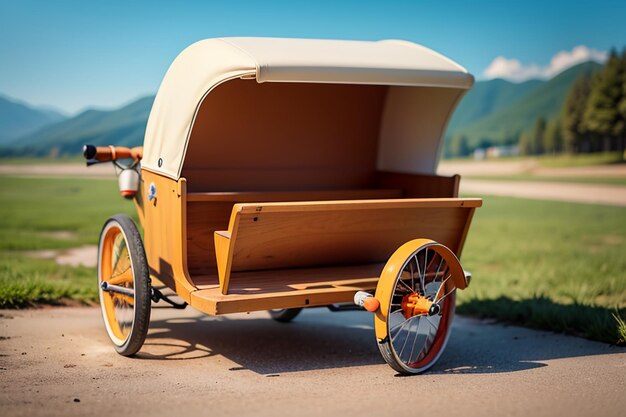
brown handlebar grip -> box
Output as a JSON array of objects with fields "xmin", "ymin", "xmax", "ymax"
[{"xmin": 83, "ymin": 145, "xmax": 143, "ymax": 161}]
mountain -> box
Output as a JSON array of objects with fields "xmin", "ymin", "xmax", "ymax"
[
  {"xmin": 447, "ymin": 78, "xmax": 542, "ymax": 132},
  {"xmin": 2, "ymin": 61, "xmax": 604, "ymax": 156},
  {"xmin": 10, "ymin": 96, "xmax": 154, "ymax": 156},
  {"xmin": 447, "ymin": 61, "xmax": 603, "ymax": 147},
  {"xmin": 0, "ymin": 95, "xmax": 67, "ymax": 145}
]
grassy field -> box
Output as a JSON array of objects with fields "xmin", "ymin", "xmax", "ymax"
[
  {"xmin": 458, "ymin": 196, "xmax": 626, "ymax": 345},
  {"xmin": 0, "ymin": 176, "xmax": 135, "ymax": 307},
  {"xmin": 534, "ymin": 151, "xmax": 625, "ymax": 168},
  {"xmin": 0, "ymin": 175, "xmax": 624, "ymax": 344}
]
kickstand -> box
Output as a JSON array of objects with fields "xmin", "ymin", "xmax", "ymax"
[{"xmin": 150, "ymin": 286, "xmax": 188, "ymax": 309}]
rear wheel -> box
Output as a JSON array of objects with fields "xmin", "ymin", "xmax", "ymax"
[
  {"xmin": 269, "ymin": 308, "xmax": 302, "ymax": 323},
  {"xmin": 375, "ymin": 239, "xmax": 467, "ymax": 374},
  {"xmin": 98, "ymin": 214, "xmax": 151, "ymax": 356}
]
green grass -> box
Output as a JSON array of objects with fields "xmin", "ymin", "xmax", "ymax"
[
  {"xmin": 535, "ymin": 151, "xmax": 625, "ymax": 168},
  {"xmin": 0, "ymin": 176, "xmax": 136, "ymax": 250},
  {"xmin": 466, "ymin": 175, "xmax": 626, "ymax": 186},
  {"xmin": 458, "ymin": 196, "xmax": 626, "ymax": 345},
  {"xmin": 0, "ymin": 253, "xmax": 98, "ymax": 308},
  {"xmin": 0, "ymin": 176, "xmax": 135, "ymax": 307}
]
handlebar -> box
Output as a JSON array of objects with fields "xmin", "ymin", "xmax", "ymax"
[{"xmin": 83, "ymin": 144, "xmax": 143, "ymax": 162}]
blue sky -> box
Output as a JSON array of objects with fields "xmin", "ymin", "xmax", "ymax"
[{"xmin": 1, "ymin": 0, "xmax": 625, "ymax": 114}]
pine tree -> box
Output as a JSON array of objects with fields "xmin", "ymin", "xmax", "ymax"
[
  {"xmin": 562, "ymin": 73, "xmax": 593, "ymax": 153},
  {"xmin": 618, "ymin": 47, "xmax": 626, "ymax": 159},
  {"xmin": 544, "ymin": 119, "xmax": 563, "ymax": 154},
  {"xmin": 582, "ymin": 48, "xmax": 624, "ymax": 152},
  {"xmin": 518, "ymin": 133, "xmax": 532, "ymax": 156},
  {"xmin": 450, "ymin": 134, "xmax": 470, "ymax": 157},
  {"xmin": 532, "ymin": 117, "xmax": 546, "ymax": 155}
]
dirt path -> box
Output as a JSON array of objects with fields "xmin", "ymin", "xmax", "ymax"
[
  {"xmin": 461, "ymin": 179, "xmax": 626, "ymax": 206},
  {"xmin": 438, "ymin": 160, "xmax": 626, "ymax": 178},
  {"xmin": 0, "ymin": 163, "xmax": 113, "ymax": 178},
  {"xmin": 1, "ymin": 307, "xmax": 624, "ymax": 417}
]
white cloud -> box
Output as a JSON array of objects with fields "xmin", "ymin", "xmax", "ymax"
[{"xmin": 483, "ymin": 45, "xmax": 608, "ymax": 82}]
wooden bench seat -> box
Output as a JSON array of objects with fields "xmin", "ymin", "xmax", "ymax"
[{"xmin": 213, "ymin": 198, "xmax": 482, "ymax": 295}]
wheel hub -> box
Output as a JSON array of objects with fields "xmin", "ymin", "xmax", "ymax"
[{"xmin": 401, "ymin": 293, "xmax": 439, "ymax": 319}]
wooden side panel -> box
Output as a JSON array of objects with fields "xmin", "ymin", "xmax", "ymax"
[
  {"xmin": 374, "ymin": 171, "xmax": 461, "ymax": 198},
  {"xmin": 141, "ymin": 169, "xmax": 196, "ymax": 301},
  {"xmin": 186, "ymin": 201, "xmax": 233, "ymax": 276}
]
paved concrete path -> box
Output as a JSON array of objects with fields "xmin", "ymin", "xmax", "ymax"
[
  {"xmin": 1, "ymin": 307, "xmax": 624, "ymax": 417},
  {"xmin": 461, "ymin": 179, "xmax": 626, "ymax": 206}
]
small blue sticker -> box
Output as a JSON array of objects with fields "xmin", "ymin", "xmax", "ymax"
[{"xmin": 148, "ymin": 182, "xmax": 157, "ymax": 201}]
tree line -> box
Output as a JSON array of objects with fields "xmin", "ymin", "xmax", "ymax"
[
  {"xmin": 522, "ymin": 47, "xmax": 626, "ymax": 158},
  {"xmin": 446, "ymin": 47, "xmax": 626, "ymax": 160}
]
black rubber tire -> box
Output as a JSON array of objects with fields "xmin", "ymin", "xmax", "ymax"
[
  {"xmin": 269, "ymin": 308, "xmax": 303, "ymax": 323},
  {"xmin": 98, "ymin": 214, "xmax": 151, "ymax": 356}
]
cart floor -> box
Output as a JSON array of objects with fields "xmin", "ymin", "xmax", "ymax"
[{"xmin": 189, "ymin": 263, "xmax": 384, "ymax": 315}]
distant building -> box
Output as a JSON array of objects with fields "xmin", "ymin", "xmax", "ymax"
[
  {"xmin": 474, "ymin": 145, "xmax": 519, "ymax": 160},
  {"xmin": 473, "ymin": 148, "xmax": 487, "ymax": 160}
]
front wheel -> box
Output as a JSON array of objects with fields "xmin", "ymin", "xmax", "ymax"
[
  {"xmin": 98, "ymin": 214, "xmax": 151, "ymax": 356},
  {"xmin": 374, "ymin": 239, "xmax": 467, "ymax": 374}
]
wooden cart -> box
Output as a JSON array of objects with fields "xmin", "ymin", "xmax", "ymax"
[{"xmin": 85, "ymin": 37, "xmax": 481, "ymax": 374}]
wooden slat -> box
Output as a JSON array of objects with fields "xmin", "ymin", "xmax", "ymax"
[
  {"xmin": 235, "ymin": 198, "xmax": 482, "ymax": 214},
  {"xmin": 187, "ymin": 188, "xmax": 403, "ymax": 202}
]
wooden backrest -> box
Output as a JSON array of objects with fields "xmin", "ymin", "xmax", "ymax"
[
  {"xmin": 186, "ymin": 189, "xmax": 403, "ymax": 276},
  {"xmin": 214, "ymin": 198, "xmax": 481, "ymax": 293}
]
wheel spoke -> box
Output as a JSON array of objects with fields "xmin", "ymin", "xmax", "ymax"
[
  {"xmin": 390, "ymin": 319, "xmax": 409, "ymax": 342},
  {"xmin": 107, "ymin": 268, "xmax": 133, "ymax": 285},
  {"xmin": 433, "ymin": 257, "xmax": 444, "ymax": 284},
  {"xmin": 434, "ymin": 275, "xmax": 455, "ymax": 304},
  {"xmin": 396, "ymin": 278, "xmax": 415, "ymax": 294},
  {"xmin": 112, "ymin": 293, "xmax": 134, "ymax": 305},
  {"xmin": 406, "ymin": 316, "xmax": 424, "ymax": 364},
  {"xmin": 421, "ymin": 249, "xmax": 428, "ymax": 293},
  {"xmin": 397, "ymin": 315, "xmax": 419, "ymax": 359},
  {"xmin": 414, "ymin": 253, "xmax": 422, "ymax": 293},
  {"xmin": 415, "ymin": 317, "xmax": 438, "ymax": 363}
]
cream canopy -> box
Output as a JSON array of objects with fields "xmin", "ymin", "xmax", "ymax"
[{"xmin": 142, "ymin": 37, "xmax": 474, "ymax": 180}]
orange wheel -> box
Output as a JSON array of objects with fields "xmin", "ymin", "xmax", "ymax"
[
  {"xmin": 374, "ymin": 239, "xmax": 468, "ymax": 374},
  {"xmin": 98, "ymin": 214, "xmax": 150, "ymax": 356}
]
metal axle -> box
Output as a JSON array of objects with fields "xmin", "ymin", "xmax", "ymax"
[{"xmin": 100, "ymin": 282, "xmax": 134, "ymax": 298}]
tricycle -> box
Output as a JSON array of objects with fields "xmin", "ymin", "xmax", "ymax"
[{"xmin": 84, "ymin": 37, "xmax": 481, "ymax": 374}]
